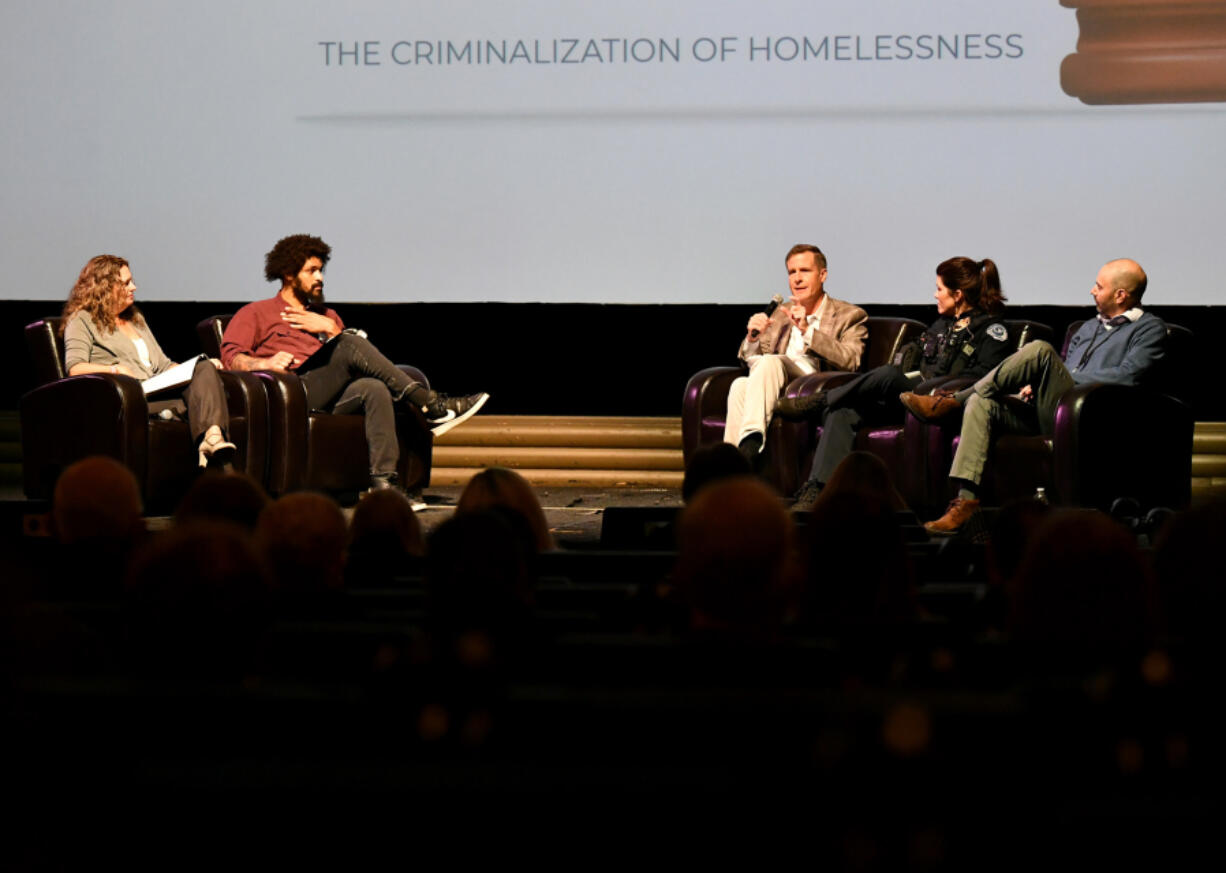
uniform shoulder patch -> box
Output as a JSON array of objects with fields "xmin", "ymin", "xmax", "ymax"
[{"xmin": 986, "ymin": 323, "xmax": 1009, "ymax": 342}]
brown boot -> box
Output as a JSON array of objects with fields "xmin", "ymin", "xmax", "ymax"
[
  {"xmin": 900, "ymin": 391, "xmax": 963, "ymax": 424},
  {"xmin": 924, "ymin": 498, "xmax": 981, "ymax": 536}
]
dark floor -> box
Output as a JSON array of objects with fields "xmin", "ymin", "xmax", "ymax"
[
  {"xmin": 2, "ymin": 484, "xmax": 686, "ymax": 548},
  {"xmin": 375, "ymin": 484, "xmax": 684, "ymax": 547}
]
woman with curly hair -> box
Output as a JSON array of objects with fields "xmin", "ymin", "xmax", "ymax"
[{"xmin": 61, "ymin": 254, "xmax": 236, "ymax": 468}]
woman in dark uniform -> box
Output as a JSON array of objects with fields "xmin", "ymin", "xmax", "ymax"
[{"xmin": 779, "ymin": 256, "xmax": 1011, "ymax": 509}]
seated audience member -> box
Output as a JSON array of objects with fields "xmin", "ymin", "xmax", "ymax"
[
  {"xmin": 1151, "ymin": 498, "xmax": 1226, "ymax": 646},
  {"xmin": 52, "ymin": 456, "xmax": 145, "ymax": 547},
  {"xmin": 979, "ymin": 497, "xmax": 1055, "ymax": 630},
  {"xmin": 779, "ymin": 257, "xmax": 1011, "ymax": 510},
  {"xmin": 221, "ymin": 234, "xmax": 488, "ymax": 504},
  {"xmin": 674, "ymin": 477, "xmax": 799, "ymax": 640},
  {"xmin": 455, "ymin": 467, "xmax": 553, "ymax": 553},
  {"xmin": 725, "ymin": 244, "xmax": 867, "ymax": 470},
  {"xmin": 803, "ymin": 491, "xmax": 915, "ymax": 627},
  {"xmin": 1008, "ymin": 510, "xmax": 1156, "ymax": 650},
  {"xmin": 255, "ymin": 492, "xmax": 349, "ymax": 601},
  {"xmin": 399, "ymin": 511, "xmax": 541, "ymax": 749},
  {"xmin": 682, "ymin": 442, "xmax": 752, "ymax": 503},
  {"xmin": 62, "ymin": 255, "xmax": 236, "ymax": 468},
  {"xmin": 50, "ymin": 456, "xmax": 147, "ymax": 596},
  {"xmin": 986, "ymin": 498, "xmax": 1054, "ymax": 588},
  {"xmin": 346, "ymin": 487, "xmax": 425, "ymax": 586},
  {"xmin": 424, "ymin": 510, "xmax": 539, "ymax": 679},
  {"xmin": 124, "ymin": 520, "xmax": 271, "ymax": 679},
  {"xmin": 811, "ymin": 450, "xmax": 909, "ymax": 514},
  {"xmin": 428, "ymin": 510, "xmax": 538, "ymax": 621},
  {"xmin": 900, "ymin": 258, "xmax": 1165, "ymax": 535},
  {"xmin": 174, "ymin": 471, "xmax": 270, "ymax": 532}
]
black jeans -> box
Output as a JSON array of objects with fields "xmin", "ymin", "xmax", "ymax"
[
  {"xmin": 806, "ymin": 364, "xmax": 919, "ymax": 486},
  {"xmin": 297, "ymin": 334, "xmax": 425, "ymax": 477}
]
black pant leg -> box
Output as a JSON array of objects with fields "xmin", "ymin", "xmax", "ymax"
[
  {"xmin": 804, "ymin": 365, "xmax": 919, "ymax": 486},
  {"xmin": 809, "ymin": 406, "xmax": 863, "ymax": 486},
  {"xmin": 299, "ymin": 334, "xmax": 422, "ymax": 411},
  {"xmin": 330, "ymin": 377, "xmax": 399, "ymax": 477}
]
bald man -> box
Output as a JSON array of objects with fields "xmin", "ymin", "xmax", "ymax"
[{"xmin": 899, "ymin": 259, "xmax": 1167, "ymax": 534}]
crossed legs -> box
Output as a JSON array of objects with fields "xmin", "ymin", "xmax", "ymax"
[{"xmin": 948, "ymin": 340, "xmax": 1075, "ymax": 488}]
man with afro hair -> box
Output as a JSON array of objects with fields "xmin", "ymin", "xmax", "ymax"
[{"xmin": 221, "ymin": 234, "xmax": 487, "ymax": 504}]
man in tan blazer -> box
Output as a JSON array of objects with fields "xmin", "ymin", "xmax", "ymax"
[{"xmin": 725, "ymin": 244, "xmax": 868, "ymax": 465}]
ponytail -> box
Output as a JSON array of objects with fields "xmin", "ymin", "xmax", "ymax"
[
  {"xmin": 936, "ymin": 256, "xmax": 1007, "ymax": 315},
  {"xmin": 976, "ymin": 258, "xmax": 1006, "ymax": 314}
]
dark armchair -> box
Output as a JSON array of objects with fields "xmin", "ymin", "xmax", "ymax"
[
  {"xmin": 21, "ymin": 318, "xmax": 268, "ymax": 512},
  {"xmin": 681, "ymin": 316, "xmax": 926, "ymax": 495},
  {"xmin": 902, "ymin": 320, "xmax": 1055, "ymax": 511},
  {"xmin": 806, "ymin": 318, "xmax": 1054, "ymax": 508},
  {"xmin": 197, "ymin": 316, "xmax": 433, "ymax": 496},
  {"xmin": 912, "ymin": 321, "xmax": 1194, "ymax": 512}
]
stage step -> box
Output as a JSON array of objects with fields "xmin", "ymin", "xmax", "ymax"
[
  {"xmin": 432, "ymin": 415, "xmax": 684, "ymax": 488},
  {"xmin": 5, "ymin": 408, "xmax": 1225, "ymax": 500},
  {"xmin": 1192, "ymin": 421, "xmax": 1226, "ymax": 502},
  {"xmin": 435, "ymin": 415, "xmax": 681, "ymax": 449}
]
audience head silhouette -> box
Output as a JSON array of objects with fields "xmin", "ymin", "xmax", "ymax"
[
  {"xmin": 675, "ymin": 476, "xmax": 797, "ymax": 636},
  {"xmin": 456, "ymin": 467, "xmax": 553, "ymax": 552},
  {"xmin": 255, "ymin": 491, "xmax": 348, "ymax": 595}
]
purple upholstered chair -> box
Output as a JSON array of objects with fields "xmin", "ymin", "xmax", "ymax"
[{"xmin": 681, "ymin": 316, "xmax": 926, "ymax": 496}]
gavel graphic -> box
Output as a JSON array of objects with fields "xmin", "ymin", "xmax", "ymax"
[{"xmin": 1061, "ymin": 0, "xmax": 1226, "ymax": 104}]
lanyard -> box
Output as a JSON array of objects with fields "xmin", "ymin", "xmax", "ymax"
[{"xmin": 1076, "ymin": 318, "xmax": 1126, "ymax": 369}]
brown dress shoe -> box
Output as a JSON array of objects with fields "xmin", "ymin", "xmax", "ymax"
[
  {"xmin": 924, "ymin": 498, "xmax": 981, "ymax": 536},
  {"xmin": 900, "ymin": 391, "xmax": 963, "ymax": 423}
]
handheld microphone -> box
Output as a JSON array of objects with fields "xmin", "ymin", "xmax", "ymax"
[{"xmin": 750, "ymin": 294, "xmax": 785, "ymax": 340}]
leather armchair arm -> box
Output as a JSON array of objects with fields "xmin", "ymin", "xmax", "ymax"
[
  {"xmin": 20, "ymin": 374, "xmax": 149, "ymax": 498},
  {"xmin": 914, "ymin": 375, "xmax": 975, "ymax": 396},
  {"xmin": 397, "ymin": 365, "xmax": 428, "ymax": 389},
  {"xmin": 217, "ymin": 370, "xmax": 268, "ymax": 485},
  {"xmin": 682, "ymin": 365, "xmax": 744, "ymax": 460},
  {"xmin": 781, "ymin": 370, "xmax": 861, "ymax": 400},
  {"xmin": 1051, "ymin": 382, "xmax": 1192, "ymax": 509},
  {"xmin": 254, "ymin": 370, "xmax": 310, "ymax": 494}
]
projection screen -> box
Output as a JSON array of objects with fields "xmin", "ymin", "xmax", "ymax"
[{"xmin": 3, "ymin": 1, "xmax": 1224, "ymax": 305}]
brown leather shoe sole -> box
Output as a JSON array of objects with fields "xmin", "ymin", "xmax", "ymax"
[{"xmin": 900, "ymin": 392, "xmax": 962, "ymax": 424}]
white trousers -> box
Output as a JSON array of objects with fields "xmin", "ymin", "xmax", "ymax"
[{"xmin": 723, "ymin": 355, "xmax": 810, "ymax": 447}]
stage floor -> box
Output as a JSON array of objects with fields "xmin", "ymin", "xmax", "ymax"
[
  {"xmin": 412, "ymin": 484, "xmax": 683, "ymax": 547},
  {"xmin": 3, "ymin": 484, "xmax": 685, "ymax": 548}
]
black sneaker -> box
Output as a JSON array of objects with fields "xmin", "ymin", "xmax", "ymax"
[
  {"xmin": 403, "ymin": 488, "xmax": 428, "ymax": 512},
  {"xmin": 365, "ymin": 475, "xmax": 428, "ymax": 512},
  {"xmin": 791, "ymin": 480, "xmax": 822, "ymax": 512},
  {"xmin": 775, "ymin": 392, "xmax": 827, "ymax": 421},
  {"xmin": 422, "ymin": 391, "xmax": 489, "ymax": 437}
]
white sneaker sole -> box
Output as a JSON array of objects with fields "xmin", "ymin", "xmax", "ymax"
[{"xmin": 428, "ymin": 393, "xmax": 489, "ymax": 437}]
